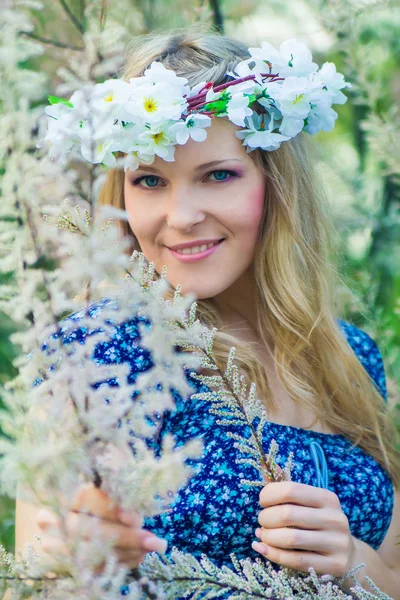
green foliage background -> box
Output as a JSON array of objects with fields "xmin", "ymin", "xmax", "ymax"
[{"xmin": 0, "ymin": 0, "xmax": 399, "ymax": 554}]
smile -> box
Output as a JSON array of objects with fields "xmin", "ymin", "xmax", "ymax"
[{"xmin": 167, "ymin": 239, "xmax": 225, "ymax": 263}]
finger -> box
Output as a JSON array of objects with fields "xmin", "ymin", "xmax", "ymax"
[
  {"xmin": 39, "ymin": 534, "xmax": 69, "ymax": 558},
  {"xmin": 65, "ymin": 512, "xmax": 167, "ymax": 553},
  {"xmin": 251, "ymin": 542, "xmax": 348, "ymax": 577},
  {"xmin": 40, "ymin": 508, "xmax": 167, "ymax": 555},
  {"xmin": 70, "ymin": 483, "xmax": 120, "ymax": 521},
  {"xmin": 140, "ymin": 534, "xmax": 168, "ymax": 553},
  {"xmin": 259, "ymin": 482, "xmax": 341, "ymax": 510},
  {"xmin": 70, "ymin": 484, "xmax": 144, "ymax": 529},
  {"xmin": 258, "ymin": 505, "xmax": 346, "ymax": 531},
  {"xmin": 117, "ymin": 509, "xmax": 144, "ymax": 529},
  {"xmin": 262, "ymin": 459, "xmax": 282, "ymax": 484},
  {"xmin": 258, "ymin": 527, "xmax": 346, "ymax": 553},
  {"xmin": 115, "ymin": 548, "xmax": 149, "ymax": 567},
  {"xmin": 37, "ymin": 508, "xmax": 60, "ymax": 530}
]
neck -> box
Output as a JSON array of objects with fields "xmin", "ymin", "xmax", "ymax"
[{"xmin": 212, "ymin": 269, "xmax": 260, "ymax": 334}]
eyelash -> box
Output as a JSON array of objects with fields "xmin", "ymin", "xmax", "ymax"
[{"xmin": 131, "ymin": 169, "xmax": 239, "ymax": 189}]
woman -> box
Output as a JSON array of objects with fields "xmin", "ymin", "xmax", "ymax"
[{"xmin": 15, "ymin": 26, "xmax": 400, "ymax": 598}]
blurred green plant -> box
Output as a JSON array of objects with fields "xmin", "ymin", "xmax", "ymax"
[
  {"xmin": 0, "ymin": 280, "xmax": 18, "ymax": 553},
  {"xmin": 307, "ymin": 0, "xmax": 400, "ymax": 413}
]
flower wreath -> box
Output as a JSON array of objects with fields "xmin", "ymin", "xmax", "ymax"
[{"xmin": 39, "ymin": 38, "xmax": 352, "ymax": 172}]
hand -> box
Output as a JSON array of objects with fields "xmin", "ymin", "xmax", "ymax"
[
  {"xmin": 252, "ymin": 481, "xmax": 355, "ymax": 577},
  {"xmin": 36, "ymin": 482, "xmax": 167, "ymax": 573}
]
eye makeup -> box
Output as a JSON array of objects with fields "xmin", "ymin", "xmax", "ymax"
[{"xmin": 130, "ymin": 169, "xmax": 241, "ymax": 189}]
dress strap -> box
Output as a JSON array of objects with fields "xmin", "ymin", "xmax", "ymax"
[{"xmin": 307, "ymin": 439, "xmax": 330, "ymax": 489}]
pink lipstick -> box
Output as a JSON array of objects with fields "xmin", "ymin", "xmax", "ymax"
[{"xmin": 167, "ymin": 239, "xmax": 225, "ymax": 263}]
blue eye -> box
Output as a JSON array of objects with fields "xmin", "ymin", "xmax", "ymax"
[
  {"xmin": 208, "ymin": 170, "xmax": 236, "ymax": 182},
  {"xmin": 132, "ymin": 169, "xmax": 238, "ymax": 189},
  {"xmin": 133, "ymin": 175, "xmax": 161, "ymax": 188}
]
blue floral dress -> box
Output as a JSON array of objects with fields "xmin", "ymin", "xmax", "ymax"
[{"xmin": 38, "ymin": 299, "xmax": 394, "ymax": 585}]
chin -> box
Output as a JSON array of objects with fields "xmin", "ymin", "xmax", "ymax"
[{"xmin": 166, "ymin": 278, "xmax": 227, "ymax": 301}]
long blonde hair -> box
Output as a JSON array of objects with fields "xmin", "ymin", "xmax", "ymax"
[{"xmin": 98, "ymin": 25, "xmax": 400, "ymax": 486}]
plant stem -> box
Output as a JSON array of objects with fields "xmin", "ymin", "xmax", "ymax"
[
  {"xmin": 209, "ymin": 0, "xmax": 224, "ymax": 33},
  {"xmin": 58, "ymin": 0, "xmax": 85, "ymax": 34},
  {"xmin": 18, "ymin": 30, "xmax": 84, "ymax": 51},
  {"xmin": 0, "ymin": 575, "xmax": 66, "ymax": 581},
  {"xmin": 140, "ymin": 571, "xmax": 276, "ymax": 599},
  {"xmin": 186, "ymin": 72, "xmax": 283, "ymax": 107}
]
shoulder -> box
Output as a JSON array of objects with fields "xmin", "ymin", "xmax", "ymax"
[{"xmin": 336, "ymin": 318, "xmax": 388, "ymax": 403}]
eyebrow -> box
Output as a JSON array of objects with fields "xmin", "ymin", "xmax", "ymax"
[{"xmin": 135, "ymin": 159, "xmax": 244, "ymax": 174}]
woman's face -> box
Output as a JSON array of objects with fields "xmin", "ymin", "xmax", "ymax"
[{"xmin": 124, "ymin": 117, "xmax": 266, "ymax": 300}]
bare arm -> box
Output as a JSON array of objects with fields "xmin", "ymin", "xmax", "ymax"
[
  {"xmin": 2, "ymin": 488, "xmax": 54, "ymax": 600},
  {"xmin": 342, "ymin": 487, "xmax": 400, "ymax": 598}
]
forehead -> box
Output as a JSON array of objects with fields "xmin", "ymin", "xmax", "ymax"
[{"xmin": 141, "ymin": 117, "xmax": 251, "ymax": 173}]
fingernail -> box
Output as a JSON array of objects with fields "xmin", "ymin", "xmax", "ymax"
[
  {"xmin": 252, "ymin": 541, "xmax": 268, "ymax": 555},
  {"xmin": 142, "ymin": 536, "xmax": 168, "ymax": 553},
  {"xmin": 255, "ymin": 527, "xmax": 261, "ymax": 538}
]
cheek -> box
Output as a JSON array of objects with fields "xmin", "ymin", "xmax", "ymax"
[
  {"xmin": 236, "ymin": 180, "xmax": 265, "ymax": 235},
  {"xmin": 124, "ymin": 191, "xmax": 154, "ymax": 247},
  {"xmin": 250, "ymin": 181, "xmax": 265, "ymax": 221}
]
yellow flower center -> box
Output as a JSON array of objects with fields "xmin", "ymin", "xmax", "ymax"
[
  {"xmin": 144, "ymin": 97, "xmax": 158, "ymax": 113},
  {"xmin": 293, "ymin": 93, "xmax": 305, "ymax": 105},
  {"xmin": 104, "ymin": 93, "xmax": 114, "ymax": 103},
  {"xmin": 151, "ymin": 132, "xmax": 164, "ymax": 145}
]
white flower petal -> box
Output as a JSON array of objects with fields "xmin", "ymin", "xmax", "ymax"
[{"xmin": 190, "ymin": 127, "xmax": 207, "ymax": 142}]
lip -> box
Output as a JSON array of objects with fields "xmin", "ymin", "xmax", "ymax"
[
  {"xmin": 167, "ymin": 239, "xmax": 225, "ymax": 263},
  {"xmin": 167, "ymin": 238, "xmax": 224, "ymax": 250}
]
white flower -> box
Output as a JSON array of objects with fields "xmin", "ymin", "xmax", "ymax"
[
  {"xmin": 39, "ymin": 86, "xmax": 115, "ymax": 164},
  {"xmin": 235, "ymin": 112, "xmax": 290, "ymax": 151},
  {"xmin": 44, "ymin": 101, "xmax": 72, "ymax": 121},
  {"xmin": 38, "ymin": 103, "xmax": 79, "ymax": 162},
  {"xmin": 78, "ymin": 116, "xmax": 118, "ymax": 166},
  {"xmin": 249, "ymin": 39, "xmax": 318, "ymax": 78},
  {"xmin": 137, "ymin": 122, "xmax": 176, "ymax": 161},
  {"xmin": 224, "ymin": 70, "xmax": 259, "ymax": 93},
  {"xmin": 37, "ymin": 114, "xmax": 76, "ymax": 162},
  {"xmin": 78, "ymin": 113, "xmax": 117, "ymax": 143},
  {"xmin": 89, "ymin": 79, "xmax": 131, "ymax": 117},
  {"xmin": 278, "ymin": 38, "xmax": 319, "ymax": 78},
  {"xmin": 169, "ymin": 114, "xmax": 211, "ymax": 144},
  {"xmin": 226, "ymin": 93, "xmax": 253, "ymax": 127},
  {"xmin": 270, "ymin": 76, "xmax": 318, "ymax": 119},
  {"xmin": 312, "ymin": 62, "xmax": 352, "ymax": 105},
  {"xmin": 81, "ymin": 137, "xmax": 116, "ymax": 166},
  {"xmin": 228, "ymin": 59, "xmax": 265, "ymax": 85},
  {"xmin": 187, "ymin": 80, "xmax": 208, "ymax": 98},
  {"xmin": 205, "ymin": 87, "xmax": 221, "ymax": 102},
  {"xmin": 69, "ymin": 87, "xmax": 97, "ymax": 122},
  {"xmin": 305, "ymin": 98, "xmax": 338, "ymax": 134},
  {"xmin": 124, "ymin": 150, "xmax": 155, "ymax": 173},
  {"xmin": 279, "ymin": 116, "xmax": 305, "ymax": 137},
  {"xmin": 229, "ymin": 79, "xmax": 257, "ymax": 96},
  {"xmin": 247, "ymin": 41, "xmax": 287, "ymax": 75},
  {"xmin": 141, "ymin": 61, "xmax": 190, "ymax": 96},
  {"xmin": 254, "ymin": 81, "xmax": 280, "ymax": 111},
  {"xmin": 108, "ymin": 120, "xmax": 146, "ymax": 154},
  {"xmin": 125, "ymin": 81, "xmax": 187, "ymax": 124}
]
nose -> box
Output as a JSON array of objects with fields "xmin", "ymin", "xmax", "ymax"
[{"xmin": 165, "ymin": 185, "xmax": 205, "ymax": 232}]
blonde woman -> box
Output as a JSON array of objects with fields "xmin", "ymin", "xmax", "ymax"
[{"xmin": 15, "ymin": 26, "xmax": 400, "ymax": 598}]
